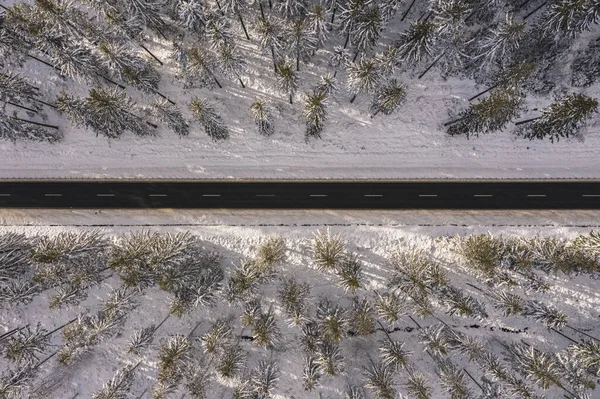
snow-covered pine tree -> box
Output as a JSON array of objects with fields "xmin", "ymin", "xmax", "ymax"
[
  {"xmin": 370, "ymin": 78, "xmax": 406, "ymax": 117},
  {"xmin": 519, "ymin": 93, "xmax": 598, "ymax": 142},
  {"xmin": 0, "ymin": 364, "xmax": 36, "ymax": 399},
  {"xmin": 522, "ymin": 300, "xmax": 568, "ymax": 329},
  {"xmin": 446, "ymin": 87, "xmax": 523, "ymax": 137},
  {"xmin": 380, "ymin": 340, "xmax": 412, "ymax": 370},
  {"xmin": 329, "ymin": 45, "xmax": 351, "ymax": 77},
  {"xmin": 43, "ymin": 34, "xmax": 105, "ymax": 84},
  {"xmin": 302, "ymin": 355, "xmax": 321, "ymax": 391},
  {"xmin": 222, "ymin": 0, "xmax": 250, "ymax": 40},
  {"xmin": 252, "ymin": 306, "xmax": 281, "ymax": 348},
  {"xmin": 4, "ymin": 323, "xmax": 50, "ymax": 365},
  {"xmin": 571, "ymin": 37, "xmax": 600, "ymax": 87},
  {"xmin": 307, "ymin": 1, "xmax": 330, "ymax": 49},
  {"xmin": 201, "ymin": 317, "xmax": 233, "ymax": 355},
  {"xmin": 300, "ymin": 320, "xmax": 320, "ymax": 353},
  {"xmin": 216, "ymin": 42, "xmax": 246, "ymax": 87},
  {"xmin": 0, "ymin": 13, "xmax": 31, "ymax": 67},
  {"xmin": 315, "ymin": 339, "xmax": 344, "ymax": 375},
  {"xmin": 0, "ymin": 71, "xmax": 41, "ymax": 111},
  {"xmin": 446, "ymin": 329, "xmax": 485, "ymax": 362},
  {"xmin": 254, "ymin": 14, "xmax": 284, "ymax": 71},
  {"xmin": 205, "ymin": 11, "xmax": 234, "ymax": 50},
  {"xmin": 250, "ymin": 99, "xmax": 275, "ymax": 136},
  {"xmin": 507, "ymin": 343, "xmax": 563, "ymax": 390},
  {"xmin": 569, "ymin": 340, "xmax": 600, "ymax": 375},
  {"xmin": 541, "ymin": 0, "xmax": 599, "ymax": 38},
  {"xmin": 286, "ymin": 17, "xmax": 317, "ymax": 71},
  {"xmin": 147, "ymin": 98, "xmax": 189, "ymax": 136},
  {"xmin": 419, "ymin": 323, "xmax": 449, "ymax": 358},
  {"xmin": 0, "ymin": 280, "xmax": 39, "ymax": 306},
  {"xmin": 476, "ymin": 13, "xmax": 526, "ymax": 69},
  {"xmin": 346, "ymin": 56, "xmax": 382, "ymax": 103},
  {"xmin": 429, "ymin": 0, "xmax": 472, "ymax": 38},
  {"xmin": 490, "ymin": 290, "xmax": 525, "ymax": 316},
  {"xmin": 441, "ymin": 285, "xmax": 488, "ymax": 319},
  {"xmin": 339, "ymin": 0, "xmax": 370, "ymax": 49},
  {"xmin": 275, "ymin": 60, "xmax": 298, "ymax": 104},
  {"xmin": 374, "ymin": 291, "xmax": 403, "ymax": 325},
  {"xmin": 277, "ymin": 277, "xmax": 310, "ymax": 326},
  {"xmin": 121, "ymin": 0, "xmax": 165, "ymax": 36},
  {"xmin": 156, "ymin": 334, "xmax": 192, "ymax": 386},
  {"xmin": 241, "ymin": 298, "xmax": 262, "ymax": 327},
  {"xmin": 189, "ymin": 96, "xmax": 229, "ymax": 140},
  {"xmin": 303, "ymin": 89, "xmax": 328, "ymax": 138},
  {"xmin": 336, "ymin": 252, "xmax": 363, "ymax": 293},
  {"xmin": 436, "ymin": 358, "xmax": 474, "ymax": 399},
  {"xmin": 346, "ymin": 385, "xmax": 367, "ymax": 399},
  {"xmin": 363, "ymin": 361, "xmax": 396, "ymax": 399},
  {"xmin": 276, "ymin": 0, "xmax": 307, "ymax": 20},
  {"xmin": 380, "ymin": 0, "xmax": 403, "ymax": 22},
  {"xmin": 312, "ymin": 228, "xmax": 345, "ymax": 271},
  {"xmin": 173, "ymin": 0, "xmax": 206, "ymax": 33},
  {"xmin": 396, "ymin": 21, "xmax": 437, "ymax": 64},
  {"xmin": 0, "ymin": 233, "xmax": 30, "ymax": 282},
  {"xmin": 316, "ymin": 297, "xmax": 348, "ymax": 343},
  {"xmin": 353, "ymin": 5, "xmax": 383, "ymax": 56},
  {"xmin": 98, "ymin": 41, "xmax": 160, "ymax": 93},
  {"xmin": 350, "ymin": 297, "xmax": 374, "ymax": 335},
  {"xmin": 217, "ymin": 343, "xmax": 245, "ymax": 378},
  {"xmin": 252, "ymin": 359, "xmax": 280, "ymax": 397},
  {"xmin": 92, "ymin": 363, "xmax": 138, "ymax": 399},
  {"xmin": 325, "ymin": 0, "xmax": 344, "ymax": 25},
  {"xmin": 184, "ymin": 362, "xmax": 211, "ymax": 399},
  {"xmin": 315, "ymin": 73, "xmax": 338, "ymax": 96},
  {"xmin": 405, "ymin": 366, "xmax": 432, "ymax": 399},
  {"xmin": 556, "ymin": 350, "xmax": 595, "ymax": 397},
  {"xmin": 0, "ymin": 110, "xmax": 62, "ymax": 142},
  {"xmin": 375, "ymin": 45, "xmax": 400, "ymax": 77},
  {"xmin": 185, "ymin": 45, "xmax": 221, "ymax": 88},
  {"xmin": 388, "ymin": 249, "xmax": 446, "ymax": 306}
]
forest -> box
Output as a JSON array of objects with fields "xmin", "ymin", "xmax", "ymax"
[
  {"xmin": 0, "ymin": 0, "xmax": 598, "ymax": 144},
  {"xmin": 0, "ymin": 228, "xmax": 599, "ymax": 398}
]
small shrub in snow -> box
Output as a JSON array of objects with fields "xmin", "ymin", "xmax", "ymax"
[
  {"xmin": 156, "ymin": 335, "xmax": 192, "ymax": 385},
  {"xmin": 226, "ymin": 258, "xmax": 274, "ymax": 303},
  {"xmin": 252, "ymin": 359, "xmax": 280, "ymax": 397},
  {"xmin": 184, "ymin": 363, "xmax": 211, "ymax": 399},
  {"xmin": 315, "ymin": 340, "xmax": 344, "ymax": 376},
  {"xmin": 363, "ymin": 361, "xmax": 396, "ymax": 399},
  {"xmin": 436, "ymin": 358, "xmax": 474, "ymax": 399},
  {"xmin": 251, "ymin": 307, "xmax": 281, "ymax": 349},
  {"xmin": 370, "ymin": 79, "xmax": 407, "ymax": 117},
  {"xmin": 128, "ymin": 325, "xmax": 156, "ymax": 356},
  {"xmin": 380, "ymin": 339, "xmax": 411, "ymax": 371},
  {"xmin": 458, "ymin": 233, "xmax": 506, "ymax": 279},
  {"xmin": 405, "ymin": 367, "xmax": 432, "ymax": 399},
  {"xmin": 302, "ymin": 355, "xmax": 321, "ymax": 391},
  {"xmin": 350, "ymin": 297, "xmax": 375, "ymax": 336},
  {"xmin": 189, "ymin": 96, "xmax": 229, "ymax": 140},
  {"xmin": 374, "ymin": 291, "xmax": 403, "ymax": 326},
  {"xmin": 312, "ymin": 228, "xmax": 345, "ymax": 272},
  {"xmin": 303, "ymin": 89, "xmax": 328, "ymax": 139},
  {"xmin": 277, "ymin": 277, "xmax": 310, "ymax": 326},
  {"xmin": 446, "ymin": 329, "xmax": 485, "ymax": 362},
  {"xmin": 336, "ymin": 252, "xmax": 364, "ymax": 294},
  {"xmin": 316, "ymin": 298, "xmax": 348, "ymax": 343},
  {"xmin": 256, "ymin": 236, "xmax": 286, "ymax": 270},
  {"xmin": 201, "ymin": 317, "xmax": 233, "ymax": 355},
  {"xmin": 4, "ymin": 323, "xmax": 50, "ymax": 365},
  {"xmin": 419, "ymin": 323, "xmax": 449, "ymax": 358},
  {"xmin": 217, "ymin": 344, "xmax": 245, "ymax": 378}
]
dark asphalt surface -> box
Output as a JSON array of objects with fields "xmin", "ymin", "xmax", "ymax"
[{"xmin": 1, "ymin": 181, "xmax": 600, "ymax": 209}]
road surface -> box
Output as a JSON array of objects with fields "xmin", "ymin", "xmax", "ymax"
[{"xmin": 1, "ymin": 181, "xmax": 599, "ymax": 209}]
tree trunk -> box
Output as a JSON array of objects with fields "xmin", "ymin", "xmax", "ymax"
[
  {"xmin": 152, "ymin": 90, "xmax": 176, "ymax": 105},
  {"xmin": 464, "ymin": 369, "xmax": 484, "ymax": 392},
  {"xmin": 11, "ymin": 116, "xmax": 59, "ymax": 129},
  {"xmin": 514, "ymin": 116, "xmax": 541, "ymax": 126},
  {"xmin": 44, "ymin": 318, "xmax": 77, "ymax": 338},
  {"xmin": 7, "ymin": 101, "xmax": 38, "ymax": 113},
  {"xmin": 238, "ymin": 77, "xmax": 246, "ymax": 88},
  {"xmin": 187, "ymin": 321, "xmax": 203, "ymax": 338},
  {"xmin": 343, "ymin": 30, "xmax": 351, "ymax": 50},
  {"xmin": 270, "ymin": 45, "xmax": 277, "ymax": 72},
  {"xmin": 289, "ymin": 93, "xmax": 293, "ymax": 104},
  {"xmin": 352, "ymin": 50, "xmax": 360, "ymax": 62},
  {"xmin": 370, "ymin": 109, "xmax": 380, "ymax": 118},
  {"xmin": 0, "ymin": 325, "xmax": 28, "ymax": 341},
  {"xmin": 524, "ymin": 1, "xmax": 548, "ymax": 20},
  {"xmin": 31, "ymin": 97, "xmax": 57, "ymax": 109},
  {"xmin": 139, "ymin": 44, "xmax": 163, "ymax": 66},
  {"xmin": 259, "ymin": 1, "xmax": 266, "ymax": 19},
  {"xmin": 469, "ymin": 84, "xmax": 498, "ymax": 102},
  {"xmin": 333, "ymin": 69, "xmax": 338, "ymax": 78},
  {"xmin": 215, "ymin": 0, "xmax": 225, "ymax": 15},
  {"xmin": 418, "ymin": 51, "xmax": 446, "ymax": 79},
  {"xmin": 135, "ymin": 389, "xmax": 148, "ymax": 399},
  {"xmin": 238, "ymin": 12, "xmax": 250, "ymax": 40},
  {"xmin": 330, "ymin": 7, "xmax": 337, "ymax": 25},
  {"xmin": 443, "ymin": 116, "xmax": 466, "ymax": 126},
  {"xmin": 401, "ymin": 0, "xmax": 417, "ymax": 21},
  {"xmin": 349, "ymin": 94, "xmax": 357, "ymax": 103},
  {"xmin": 297, "ymin": 48, "xmax": 300, "ymax": 71},
  {"xmin": 268, "ymin": 0, "xmax": 272, "ymax": 9}
]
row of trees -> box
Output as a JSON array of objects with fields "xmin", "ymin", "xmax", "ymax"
[
  {"xmin": 1, "ymin": 0, "xmax": 597, "ymax": 143},
  {"xmin": 1, "ymin": 229, "xmax": 599, "ymax": 398}
]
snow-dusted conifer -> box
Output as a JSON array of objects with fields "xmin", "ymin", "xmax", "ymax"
[
  {"xmin": 201, "ymin": 318, "xmax": 233, "ymax": 355},
  {"xmin": 316, "ymin": 73, "xmax": 338, "ymax": 97},
  {"xmin": 217, "ymin": 344, "xmax": 245, "ymax": 378},
  {"xmin": 571, "ymin": 37, "xmax": 600, "ymax": 87},
  {"xmin": 429, "ymin": 0, "xmax": 472, "ymax": 37},
  {"xmin": 216, "ymin": 42, "xmax": 246, "ymax": 87},
  {"xmin": 307, "ymin": 1, "xmax": 329, "ymax": 48},
  {"xmin": 300, "ymin": 320, "xmax": 320, "ymax": 353},
  {"xmin": 303, "ymin": 89, "xmax": 328, "ymax": 138},
  {"xmin": 375, "ymin": 45, "xmax": 400, "ymax": 77},
  {"xmin": 347, "ymin": 57, "xmax": 382, "ymax": 102},
  {"xmin": 190, "ymin": 96, "xmax": 229, "ymax": 140},
  {"xmin": 520, "ymin": 93, "xmax": 598, "ymax": 142},
  {"xmin": 2, "ymin": 115, "xmax": 60, "ymax": 143},
  {"xmin": 315, "ymin": 339, "xmax": 344, "ymax": 375},
  {"xmin": 542, "ymin": 0, "xmax": 599, "ymax": 37},
  {"xmin": 523, "ymin": 300, "xmax": 567, "ymax": 329},
  {"xmin": 329, "ymin": 45, "xmax": 351, "ymax": 76},
  {"xmin": 250, "ymin": 99, "xmax": 275, "ymax": 136},
  {"xmin": 46, "ymin": 37, "xmax": 103, "ymax": 84},
  {"xmin": 286, "ymin": 17, "xmax": 317, "ymax": 71},
  {"xmin": 148, "ymin": 98, "xmax": 190, "ymax": 136},
  {"xmin": 128, "ymin": 325, "xmax": 156, "ymax": 355},
  {"xmin": 302, "ymin": 355, "xmax": 321, "ymax": 391},
  {"xmin": 397, "ymin": 21, "xmax": 437, "ymax": 64},
  {"xmin": 446, "ymin": 88, "xmax": 523, "ymax": 137},
  {"xmin": 346, "ymin": 385, "xmax": 366, "ymax": 399},
  {"xmin": 569, "ymin": 340, "xmax": 600, "ymax": 375},
  {"xmin": 275, "ymin": 60, "xmax": 298, "ymax": 104},
  {"xmin": 122, "ymin": 0, "xmax": 165, "ymax": 34},
  {"xmin": 0, "ymin": 72, "xmax": 40, "ymax": 110},
  {"xmin": 441, "ymin": 285, "xmax": 488, "ymax": 319},
  {"xmin": 276, "ymin": 0, "xmax": 307, "ymax": 20},
  {"xmin": 222, "ymin": 0, "xmax": 250, "ymax": 39},
  {"xmin": 255, "ymin": 15, "xmax": 284, "ymax": 71},
  {"xmin": 353, "ymin": 6, "xmax": 383, "ymax": 55},
  {"xmin": 0, "ymin": 233, "xmax": 31, "ymax": 282},
  {"xmin": 205, "ymin": 11, "xmax": 234, "ymax": 50},
  {"xmin": 184, "ymin": 363, "xmax": 210, "ymax": 399},
  {"xmin": 507, "ymin": 344, "xmax": 562, "ymax": 390},
  {"xmin": 278, "ymin": 277, "xmax": 310, "ymax": 326},
  {"xmin": 4, "ymin": 324, "xmax": 50, "ymax": 365},
  {"xmin": 186, "ymin": 46, "xmax": 220, "ymax": 88},
  {"xmin": 446, "ymin": 329, "xmax": 485, "ymax": 362},
  {"xmin": 405, "ymin": 367, "xmax": 432, "ymax": 399},
  {"xmin": 490, "ymin": 290, "xmax": 524, "ymax": 316},
  {"xmin": 380, "ymin": 0, "xmax": 403, "ymax": 22},
  {"xmin": 436, "ymin": 358, "xmax": 474, "ymax": 399},
  {"xmin": 476, "ymin": 14, "xmax": 525, "ymax": 69},
  {"xmin": 370, "ymin": 79, "xmax": 406, "ymax": 117},
  {"xmin": 339, "ymin": 0, "xmax": 370, "ymax": 48},
  {"xmin": 0, "ymin": 280, "xmax": 39, "ymax": 306},
  {"xmin": 388, "ymin": 249, "xmax": 446, "ymax": 304},
  {"xmin": 364, "ymin": 361, "xmax": 396, "ymax": 399},
  {"xmin": 380, "ymin": 339, "xmax": 411, "ymax": 370},
  {"xmin": 174, "ymin": 0, "xmax": 206, "ymax": 32},
  {"xmin": 419, "ymin": 323, "xmax": 449, "ymax": 358},
  {"xmin": 88, "ymin": 87, "xmax": 148, "ymax": 138},
  {"xmin": 312, "ymin": 229, "xmax": 345, "ymax": 272},
  {"xmin": 252, "ymin": 307, "xmax": 280, "ymax": 348},
  {"xmin": 98, "ymin": 41, "xmax": 159, "ymax": 92},
  {"xmin": 316, "ymin": 298, "xmax": 348, "ymax": 343},
  {"xmin": 375, "ymin": 291, "xmax": 403, "ymax": 325},
  {"xmin": 252, "ymin": 359, "xmax": 280, "ymax": 397},
  {"xmin": 92, "ymin": 363, "xmax": 138, "ymax": 399},
  {"xmin": 0, "ymin": 365, "xmax": 35, "ymax": 399},
  {"xmin": 156, "ymin": 335, "xmax": 192, "ymax": 385},
  {"xmin": 350, "ymin": 297, "xmax": 374, "ymax": 335},
  {"xmin": 336, "ymin": 252, "xmax": 363, "ymax": 293}
]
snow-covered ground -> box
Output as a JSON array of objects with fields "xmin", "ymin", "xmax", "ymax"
[
  {"xmin": 1, "ymin": 210, "xmax": 599, "ymax": 398},
  {"xmin": 1, "ymin": 1, "xmax": 599, "ymax": 180}
]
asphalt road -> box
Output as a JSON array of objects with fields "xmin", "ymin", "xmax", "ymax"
[{"xmin": 1, "ymin": 181, "xmax": 600, "ymax": 209}]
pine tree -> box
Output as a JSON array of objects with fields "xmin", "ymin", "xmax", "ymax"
[
  {"xmin": 353, "ymin": 6, "xmax": 383, "ymax": 55},
  {"xmin": 300, "ymin": 320, "xmax": 320, "ymax": 353},
  {"xmin": 523, "ymin": 300, "xmax": 568, "ymax": 329},
  {"xmin": 276, "ymin": 0, "xmax": 307, "ymax": 20},
  {"xmin": 316, "ymin": 298, "xmax": 348, "ymax": 343},
  {"xmin": 93, "ymin": 363, "xmax": 138, "ymax": 399},
  {"xmin": 217, "ymin": 344, "xmax": 245, "ymax": 378},
  {"xmin": 380, "ymin": 339, "xmax": 411, "ymax": 370},
  {"xmin": 388, "ymin": 249, "xmax": 446, "ymax": 305},
  {"xmin": 216, "ymin": 42, "xmax": 246, "ymax": 87},
  {"xmin": 519, "ymin": 93, "xmax": 598, "ymax": 142},
  {"xmin": 174, "ymin": 0, "xmax": 206, "ymax": 32},
  {"xmin": 252, "ymin": 359, "xmax": 280, "ymax": 397},
  {"xmin": 571, "ymin": 37, "xmax": 600, "ymax": 87},
  {"xmin": 436, "ymin": 358, "xmax": 474, "ymax": 399},
  {"xmin": 185, "ymin": 46, "xmax": 222, "ymax": 88},
  {"xmin": 375, "ymin": 291, "xmax": 403, "ymax": 325},
  {"xmin": 329, "ymin": 45, "xmax": 351, "ymax": 77},
  {"xmin": 446, "ymin": 329, "xmax": 485, "ymax": 362},
  {"xmin": 396, "ymin": 21, "xmax": 437, "ymax": 64},
  {"xmin": 0, "ymin": 234, "xmax": 30, "ymax": 283},
  {"xmin": 346, "ymin": 385, "xmax": 367, "ymax": 399},
  {"xmin": 189, "ymin": 96, "xmax": 229, "ymax": 140},
  {"xmin": 205, "ymin": 11, "xmax": 234, "ymax": 50},
  {"xmin": 156, "ymin": 335, "xmax": 192, "ymax": 385},
  {"xmin": 350, "ymin": 297, "xmax": 374, "ymax": 335},
  {"xmin": 129, "ymin": 325, "xmax": 156, "ymax": 355},
  {"xmin": 275, "ymin": 60, "xmax": 298, "ymax": 104},
  {"xmin": 4, "ymin": 323, "xmax": 50, "ymax": 365},
  {"xmin": 347, "ymin": 57, "xmax": 382, "ymax": 103},
  {"xmin": 184, "ymin": 363, "xmax": 211, "ymax": 399},
  {"xmin": 476, "ymin": 14, "xmax": 526, "ymax": 69},
  {"xmin": 44, "ymin": 35, "xmax": 104, "ymax": 85},
  {"xmin": 429, "ymin": 0, "xmax": 472, "ymax": 37},
  {"xmin": 222, "ymin": 0, "xmax": 250, "ymax": 40},
  {"xmin": 315, "ymin": 339, "xmax": 344, "ymax": 375},
  {"xmin": 98, "ymin": 41, "xmax": 160, "ymax": 92},
  {"xmin": 419, "ymin": 323, "xmax": 449, "ymax": 358},
  {"xmin": 147, "ymin": 98, "xmax": 190, "ymax": 136},
  {"xmin": 380, "ymin": 0, "xmax": 403, "ymax": 22},
  {"xmin": 405, "ymin": 367, "xmax": 432, "ymax": 399},
  {"xmin": 339, "ymin": 0, "xmax": 370, "ymax": 49},
  {"xmin": 303, "ymin": 89, "xmax": 328, "ymax": 138},
  {"xmin": 255, "ymin": 15, "xmax": 284, "ymax": 71},
  {"xmin": 441, "ymin": 285, "xmax": 488, "ymax": 319},
  {"xmin": 375, "ymin": 45, "xmax": 401, "ymax": 77},
  {"xmin": 370, "ymin": 79, "xmax": 407, "ymax": 117},
  {"xmin": 0, "ymin": 365, "xmax": 35, "ymax": 399},
  {"xmin": 122, "ymin": 0, "xmax": 165, "ymax": 35},
  {"xmin": 312, "ymin": 228, "xmax": 345, "ymax": 271},
  {"xmin": 364, "ymin": 361, "xmax": 396, "ymax": 399},
  {"xmin": 278, "ymin": 277, "xmax": 310, "ymax": 326},
  {"xmin": 286, "ymin": 17, "xmax": 317, "ymax": 71},
  {"xmin": 336, "ymin": 252, "xmax": 363, "ymax": 293},
  {"xmin": 250, "ymin": 99, "xmax": 275, "ymax": 136},
  {"xmin": 0, "ymin": 280, "xmax": 39, "ymax": 306},
  {"xmin": 569, "ymin": 340, "xmax": 600, "ymax": 375},
  {"xmin": 316, "ymin": 73, "xmax": 338, "ymax": 97},
  {"xmin": 490, "ymin": 290, "xmax": 525, "ymax": 316},
  {"xmin": 446, "ymin": 88, "xmax": 523, "ymax": 137},
  {"xmin": 507, "ymin": 344, "xmax": 563, "ymax": 390},
  {"xmin": 252, "ymin": 307, "xmax": 281, "ymax": 349},
  {"xmin": 302, "ymin": 355, "xmax": 321, "ymax": 391},
  {"xmin": 541, "ymin": 0, "xmax": 597, "ymax": 37},
  {"xmin": 0, "ymin": 72, "xmax": 40, "ymax": 111},
  {"xmin": 0, "ymin": 111, "xmax": 61, "ymax": 142},
  {"xmin": 307, "ymin": 1, "xmax": 329, "ymax": 49},
  {"xmin": 201, "ymin": 317, "xmax": 233, "ymax": 356}
]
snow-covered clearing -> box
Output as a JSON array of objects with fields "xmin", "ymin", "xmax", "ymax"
[{"xmin": 1, "ymin": 210, "xmax": 599, "ymax": 398}]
